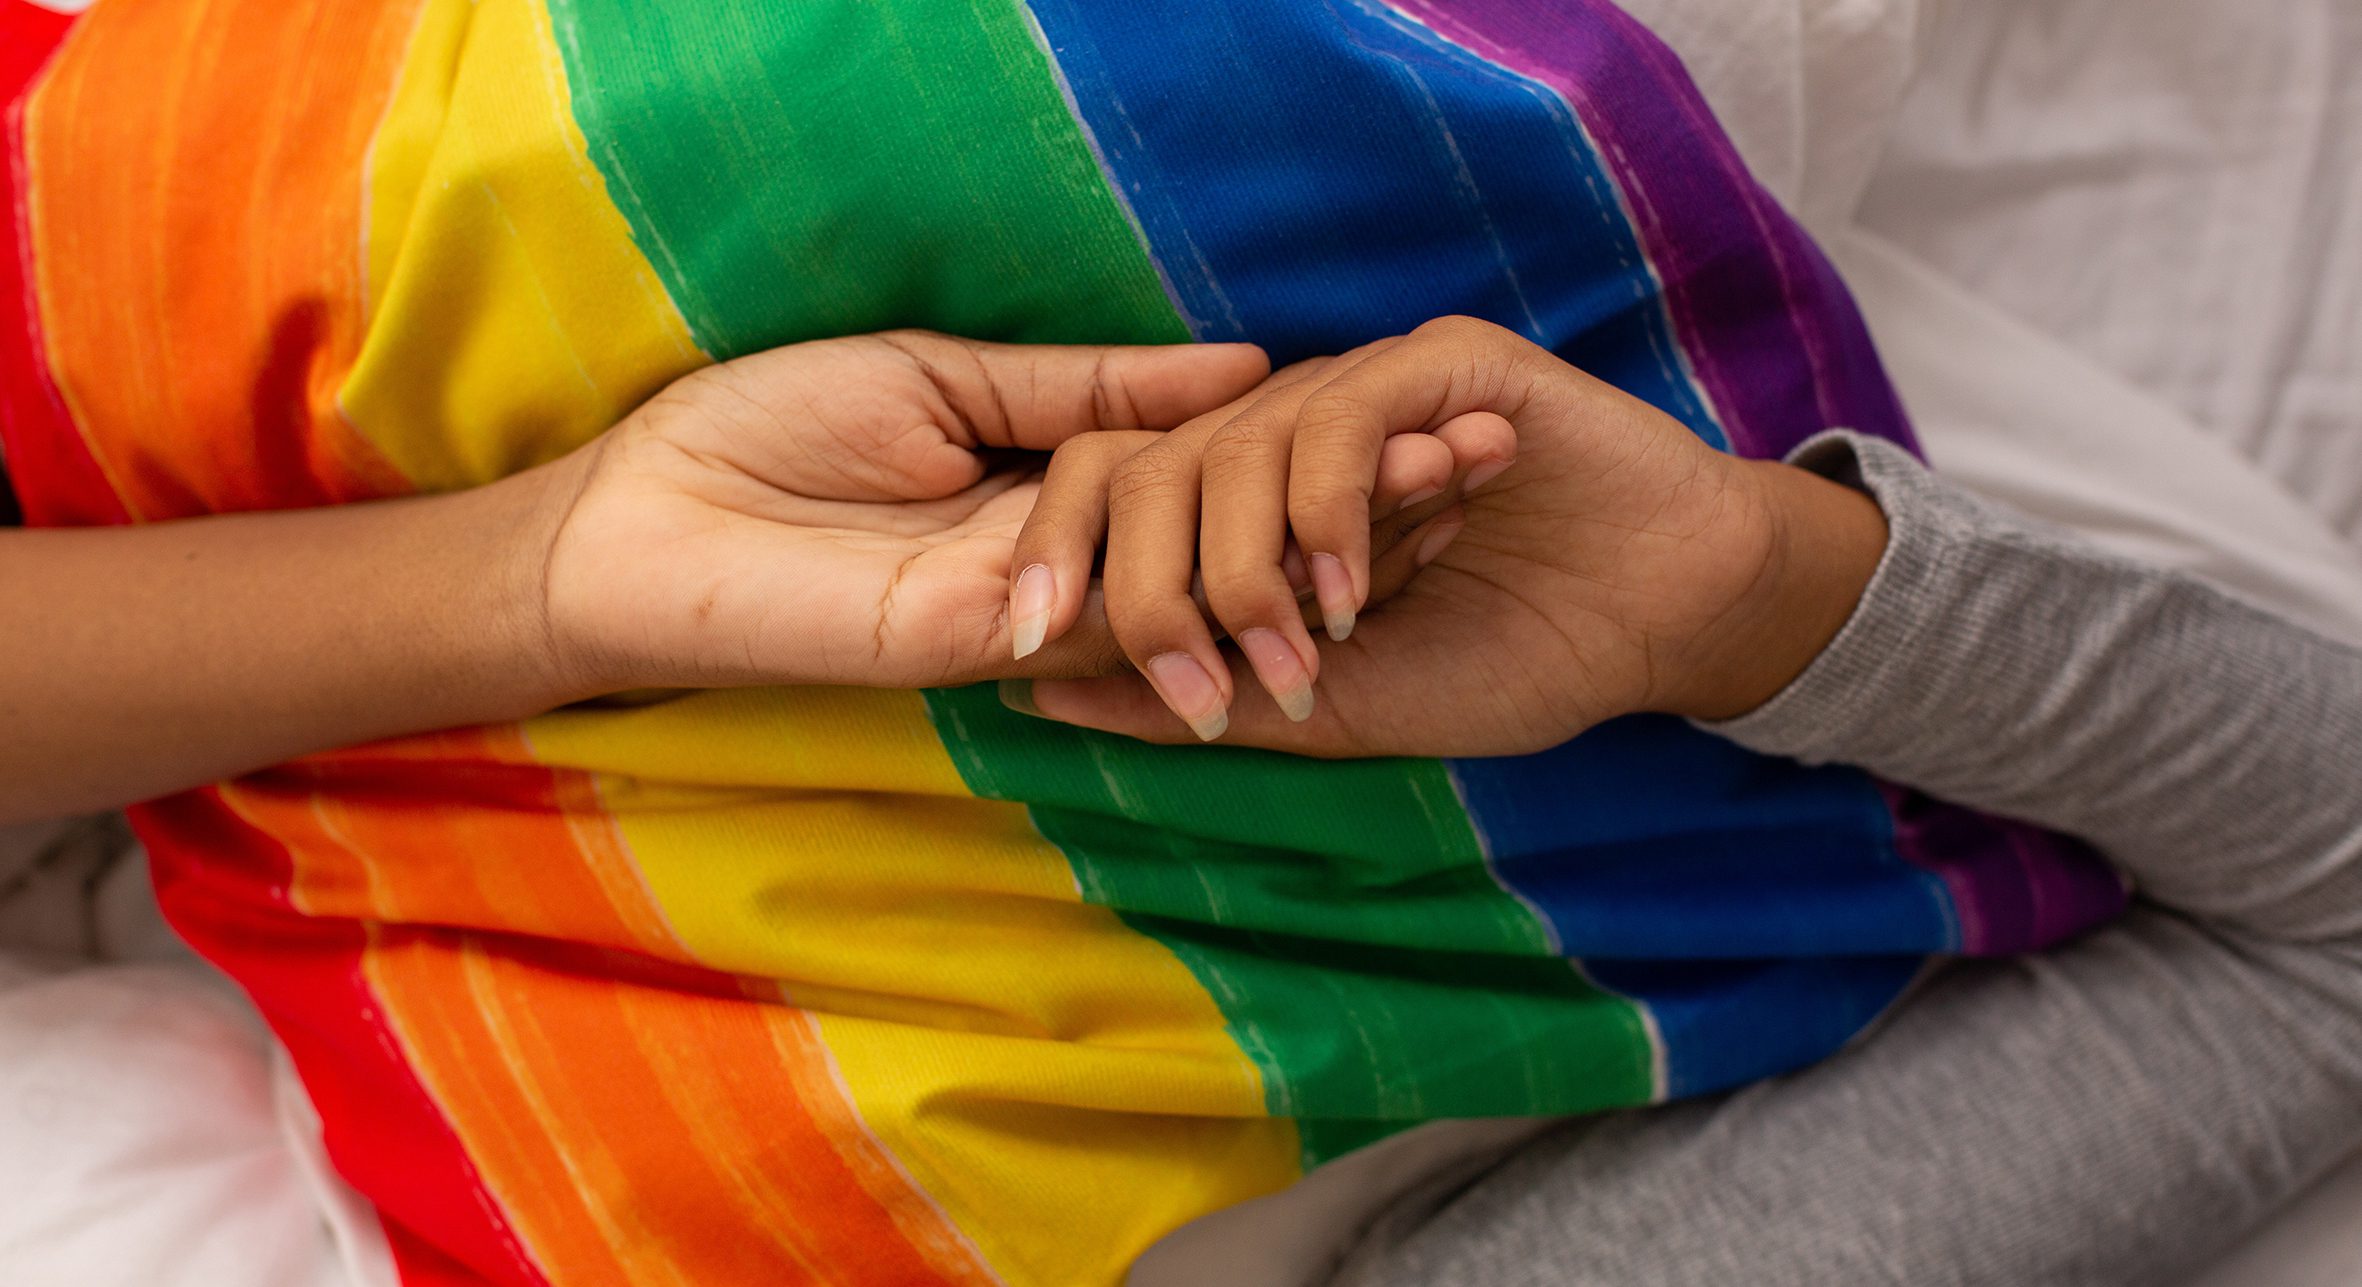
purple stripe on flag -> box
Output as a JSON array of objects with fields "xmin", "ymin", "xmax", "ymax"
[
  {"xmin": 1384, "ymin": 0, "xmax": 1913, "ymax": 460},
  {"xmin": 1392, "ymin": 0, "xmax": 2130, "ymax": 951},
  {"xmin": 1879, "ymin": 785, "xmax": 2130, "ymax": 953}
]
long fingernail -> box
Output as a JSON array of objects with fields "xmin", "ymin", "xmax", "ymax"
[
  {"xmin": 1415, "ymin": 515, "xmax": 1465, "ymax": 567},
  {"xmin": 1010, "ymin": 564, "xmax": 1054, "ymax": 660},
  {"xmin": 997, "ymin": 677, "xmax": 1043, "ymax": 718},
  {"xmin": 1464, "ymin": 457, "xmax": 1512, "ymax": 491},
  {"xmin": 1308, "ymin": 553, "xmax": 1357, "ymax": 642},
  {"xmin": 1237, "ymin": 628, "xmax": 1316, "ymax": 722},
  {"xmin": 1145, "ymin": 652, "xmax": 1229, "ymax": 741}
]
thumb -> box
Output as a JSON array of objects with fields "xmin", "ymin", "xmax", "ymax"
[{"xmin": 876, "ymin": 331, "xmax": 1272, "ymax": 451}]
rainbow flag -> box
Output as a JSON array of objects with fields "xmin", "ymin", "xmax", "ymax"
[{"xmin": 0, "ymin": 1, "xmax": 2128, "ymax": 1283}]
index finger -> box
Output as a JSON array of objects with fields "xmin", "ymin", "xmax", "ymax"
[{"xmin": 1287, "ymin": 318, "xmax": 1548, "ymax": 625}]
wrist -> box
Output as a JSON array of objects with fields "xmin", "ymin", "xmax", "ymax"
[
  {"xmin": 461, "ymin": 453, "xmax": 611, "ymax": 714},
  {"xmin": 1673, "ymin": 456, "xmax": 1888, "ymax": 722}
]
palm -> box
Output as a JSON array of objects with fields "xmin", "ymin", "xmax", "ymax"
[
  {"xmin": 560, "ymin": 426, "xmax": 1048, "ymax": 690},
  {"xmin": 721, "ymin": 478, "xmax": 1044, "ymax": 688},
  {"xmin": 544, "ymin": 330, "xmax": 1280, "ymax": 694}
]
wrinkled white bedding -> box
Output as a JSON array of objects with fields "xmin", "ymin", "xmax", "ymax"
[
  {"xmin": 1863, "ymin": 0, "xmax": 2362, "ymax": 552},
  {"xmin": 0, "ymin": 960, "xmax": 350, "ymax": 1287},
  {"xmin": 6, "ymin": 2, "xmax": 2358, "ymax": 1283},
  {"xmin": 0, "ymin": 818, "xmax": 389, "ymax": 1287}
]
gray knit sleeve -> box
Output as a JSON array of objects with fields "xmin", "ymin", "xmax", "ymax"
[
  {"xmin": 1333, "ymin": 434, "xmax": 2362, "ymax": 1287},
  {"xmin": 1705, "ymin": 431, "xmax": 2362, "ymax": 944}
]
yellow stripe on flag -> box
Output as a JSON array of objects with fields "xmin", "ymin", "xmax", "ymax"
[
  {"xmin": 342, "ymin": 0, "xmax": 704, "ymax": 490},
  {"xmin": 526, "ymin": 687, "xmax": 1302, "ymax": 1285}
]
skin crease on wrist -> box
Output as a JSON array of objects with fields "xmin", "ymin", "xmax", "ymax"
[{"xmin": 1670, "ymin": 456, "xmax": 1891, "ymax": 724}]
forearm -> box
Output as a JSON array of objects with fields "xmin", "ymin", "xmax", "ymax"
[
  {"xmin": 1713, "ymin": 433, "xmax": 2362, "ymax": 941},
  {"xmin": 0, "ymin": 465, "xmax": 579, "ymax": 823}
]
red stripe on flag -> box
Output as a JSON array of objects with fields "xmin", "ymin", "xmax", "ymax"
[{"xmin": 0, "ymin": 1, "xmax": 128, "ymax": 527}]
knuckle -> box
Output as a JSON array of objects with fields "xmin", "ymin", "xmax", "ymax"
[
  {"xmin": 1293, "ymin": 386, "xmax": 1374, "ymax": 443},
  {"xmin": 1202, "ymin": 576, "xmax": 1291, "ymax": 633},
  {"xmin": 1414, "ymin": 315, "xmax": 1523, "ymax": 377},
  {"xmin": 1207, "ymin": 410, "xmax": 1281, "ymax": 450},
  {"xmin": 1199, "ymin": 420, "xmax": 1286, "ymax": 487},
  {"xmin": 1414, "ymin": 314, "xmax": 1496, "ymax": 344},
  {"xmin": 1107, "ymin": 605, "xmax": 1192, "ymax": 666},
  {"xmin": 867, "ymin": 329, "xmax": 952, "ymax": 371},
  {"xmin": 1287, "ymin": 429, "xmax": 1370, "ymax": 495},
  {"xmin": 1106, "ymin": 447, "xmax": 1191, "ymax": 511},
  {"xmin": 1289, "ymin": 485, "xmax": 1364, "ymax": 540},
  {"xmin": 1047, "ymin": 431, "xmax": 1120, "ymax": 472},
  {"xmin": 1086, "ymin": 349, "xmax": 1142, "ymax": 431}
]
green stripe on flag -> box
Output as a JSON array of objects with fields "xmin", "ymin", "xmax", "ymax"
[
  {"xmin": 546, "ymin": 0, "xmax": 1184, "ymax": 352},
  {"xmin": 544, "ymin": 0, "xmax": 1657, "ymax": 1164},
  {"xmin": 928, "ymin": 686, "xmax": 1655, "ymax": 1165}
]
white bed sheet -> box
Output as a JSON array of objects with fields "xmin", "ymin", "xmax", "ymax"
[
  {"xmin": 1861, "ymin": 0, "xmax": 2362, "ymax": 551},
  {"xmin": 0, "ymin": 960, "xmax": 350, "ymax": 1287}
]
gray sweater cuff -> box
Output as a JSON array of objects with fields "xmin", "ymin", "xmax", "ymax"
[
  {"xmin": 1695, "ymin": 430, "xmax": 2362, "ymax": 944},
  {"xmin": 1699, "ymin": 431, "xmax": 1978, "ymax": 764}
]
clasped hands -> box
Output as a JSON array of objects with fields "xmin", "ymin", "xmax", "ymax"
[{"xmin": 531, "ymin": 319, "xmax": 1888, "ymax": 759}]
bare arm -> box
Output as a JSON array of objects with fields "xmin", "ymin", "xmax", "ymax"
[
  {"xmin": 0, "ymin": 332, "xmax": 1270, "ymax": 824},
  {"xmin": 0, "ymin": 470, "xmax": 568, "ymax": 822}
]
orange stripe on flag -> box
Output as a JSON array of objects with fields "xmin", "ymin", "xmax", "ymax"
[
  {"xmin": 762, "ymin": 995, "xmax": 1003, "ymax": 1283},
  {"xmin": 368, "ymin": 929, "xmax": 993, "ymax": 1286},
  {"xmin": 24, "ymin": 0, "xmax": 420, "ymax": 518},
  {"xmin": 136, "ymin": 786, "xmax": 552, "ymax": 1287},
  {"xmin": 233, "ymin": 728, "xmax": 683, "ymax": 959},
  {"xmin": 227, "ymin": 727, "xmax": 994, "ymax": 1285}
]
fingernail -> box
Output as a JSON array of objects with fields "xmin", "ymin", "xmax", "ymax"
[
  {"xmin": 1415, "ymin": 516, "xmax": 1465, "ymax": 567},
  {"xmin": 1237, "ymin": 628, "xmax": 1316, "ymax": 722},
  {"xmin": 1010, "ymin": 564, "xmax": 1054, "ymax": 660},
  {"xmin": 1308, "ymin": 553, "xmax": 1357, "ymax": 642},
  {"xmin": 1145, "ymin": 652, "xmax": 1229, "ymax": 742},
  {"xmin": 997, "ymin": 677, "xmax": 1044, "ymax": 718},
  {"xmin": 1398, "ymin": 482, "xmax": 1445, "ymax": 509},
  {"xmin": 1464, "ymin": 457, "xmax": 1512, "ymax": 491}
]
